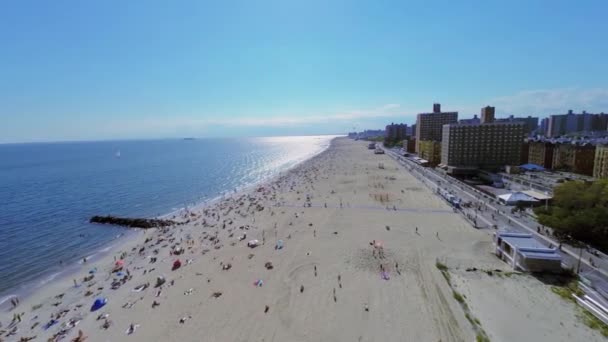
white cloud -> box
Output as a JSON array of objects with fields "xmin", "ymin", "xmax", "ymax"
[
  {"xmin": 103, "ymin": 103, "xmax": 415, "ymax": 133},
  {"xmin": 100, "ymin": 87, "xmax": 608, "ymax": 137},
  {"xmin": 212, "ymin": 103, "xmax": 410, "ymax": 126},
  {"xmin": 489, "ymin": 87, "xmax": 608, "ymax": 115}
]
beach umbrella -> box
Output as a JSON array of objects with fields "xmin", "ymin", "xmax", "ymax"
[
  {"xmin": 91, "ymin": 297, "xmax": 107, "ymax": 311},
  {"xmin": 172, "ymin": 259, "xmax": 182, "ymax": 271}
]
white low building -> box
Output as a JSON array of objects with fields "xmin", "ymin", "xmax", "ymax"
[
  {"xmin": 494, "ymin": 231, "xmax": 562, "ymax": 272},
  {"xmin": 497, "ymin": 192, "xmax": 539, "ymax": 205}
]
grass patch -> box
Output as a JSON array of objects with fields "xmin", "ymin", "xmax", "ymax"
[
  {"xmin": 435, "ymin": 260, "xmax": 452, "ymax": 287},
  {"xmin": 436, "ymin": 260, "xmax": 451, "ymax": 285},
  {"xmin": 453, "ymin": 291, "xmax": 465, "ymax": 303},
  {"xmin": 435, "ymin": 260, "xmax": 448, "ymax": 271},
  {"xmin": 465, "ymin": 312, "xmax": 475, "ymax": 325},
  {"xmin": 551, "ymin": 286, "xmax": 574, "ymax": 301},
  {"xmin": 551, "ymin": 279, "xmax": 583, "ymax": 303},
  {"xmin": 552, "ymin": 277, "xmax": 608, "ymax": 336},
  {"xmin": 437, "ymin": 259, "xmax": 489, "ymax": 341},
  {"xmin": 476, "ymin": 333, "xmax": 491, "ymax": 342},
  {"xmin": 579, "ymin": 308, "xmax": 608, "ymax": 337},
  {"xmin": 441, "ymin": 270, "xmax": 451, "ymax": 285},
  {"xmin": 452, "ymin": 290, "xmax": 468, "ymax": 310}
]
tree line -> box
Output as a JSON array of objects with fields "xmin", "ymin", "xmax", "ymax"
[{"xmin": 535, "ymin": 179, "xmax": 608, "ymax": 251}]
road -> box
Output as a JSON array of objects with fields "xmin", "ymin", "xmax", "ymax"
[{"xmin": 381, "ymin": 147, "xmax": 608, "ymax": 277}]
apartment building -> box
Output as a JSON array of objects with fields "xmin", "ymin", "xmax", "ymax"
[
  {"xmin": 441, "ymin": 121, "xmax": 524, "ymax": 173},
  {"xmin": 551, "ymin": 142, "xmax": 596, "ymax": 176},
  {"xmin": 415, "ymin": 103, "xmax": 458, "ymax": 152},
  {"xmin": 594, "ymin": 145, "xmax": 608, "ymax": 179},
  {"xmin": 528, "ymin": 141, "xmax": 555, "ymax": 169},
  {"xmin": 418, "ymin": 140, "xmax": 442, "ymax": 166}
]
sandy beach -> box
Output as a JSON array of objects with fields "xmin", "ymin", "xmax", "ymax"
[{"xmin": 1, "ymin": 137, "xmax": 602, "ymax": 342}]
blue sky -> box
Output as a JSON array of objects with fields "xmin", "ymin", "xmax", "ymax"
[{"xmin": 1, "ymin": 0, "xmax": 607, "ymax": 143}]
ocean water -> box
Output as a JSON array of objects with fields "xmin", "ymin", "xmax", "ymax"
[{"xmin": 0, "ymin": 135, "xmax": 336, "ymax": 298}]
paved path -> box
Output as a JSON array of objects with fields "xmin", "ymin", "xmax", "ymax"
[{"xmin": 383, "ymin": 147, "xmax": 608, "ymax": 277}]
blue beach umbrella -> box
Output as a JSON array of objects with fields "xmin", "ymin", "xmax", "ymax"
[{"xmin": 91, "ymin": 297, "xmax": 107, "ymax": 311}]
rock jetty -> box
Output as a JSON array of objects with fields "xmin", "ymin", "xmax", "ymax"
[{"xmin": 90, "ymin": 215, "xmax": 177, "ymax": 229}]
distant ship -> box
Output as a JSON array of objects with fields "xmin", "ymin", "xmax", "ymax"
[
  {"xmin": 183, "ymin": 137, "xmax": 196, "ymax": 140},
  {"xmin": 115, "ymin": 150, "xmax": 121, "ymax": 158}
]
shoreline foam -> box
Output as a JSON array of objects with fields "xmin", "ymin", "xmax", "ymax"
[{"xmin": 0, "ymin": 136, "xmax": 337, "ymax": 310}]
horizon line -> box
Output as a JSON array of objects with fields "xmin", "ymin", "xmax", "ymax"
[{"xmin": 0, "ymin": 133, "xmax": 348, "ymax": 146}]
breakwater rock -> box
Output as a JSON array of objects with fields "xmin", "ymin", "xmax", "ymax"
[{"xmin": 90, "ymin": 215, "xmax": 178, "ymax": 229}]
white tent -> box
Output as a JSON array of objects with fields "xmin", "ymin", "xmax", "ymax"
[{"xmin": 498, "ymin": 192, "xmax": 539, "ymax": 205}]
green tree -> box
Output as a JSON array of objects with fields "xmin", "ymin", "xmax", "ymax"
[
  {"xmin": 535, "ymin": 180, "xmax": 608, "ymax": 251},
  {"xmin": 382, "ymin": 137, "xmax": 403, "ymax": 148}
]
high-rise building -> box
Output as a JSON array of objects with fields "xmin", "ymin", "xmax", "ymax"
[
  {"xmin": 441, "ymin": 121, "xmax": 524, "ymax": 173},
  {"xmin": 385, "ymin": 123, "xmax": 407, "ymax": 141},
  {"xmin": 480, "ymin": 106, "xmax": 495, "ymax": 124},
  {"xmin": 459, "ymin": 115, "xmax": 480, "ymax": 125},
  {"xmin": 411, "ymin": 124, "xmax": 416, "ymax": 137},
  {"xmin": 403, "ymin": 137, "xmax": 416, "ymax": 153},
  {"xmin": 528, "ymin": 141, "xmax": 555, "ymax": 168},
  {"xmin": 495, "ymin": 115, "xmax": 539, "ymax": 136},
  {"xmin": 521, "ymin": 141, "xmax": 530, "ymax": 164},
  {"xmin": 551, "ymin": 142, "xmax": 596, "ymax": 176},
  {"xmin": 594, "ymin": 145, "xmax": 608, "ymax": 179},
  {"xmin": 418, "ymin": 140, "xmax": 442, "ymax": 166},
  {"xmin": 547, "ymin": 110, "xmax": 608, "ymax": 137},
  {"xmin": 433, "ymin": 103, "xmax": 441, "ymax": 113},
  {"xmin": 521, "ymin": 116, "xmax": 540, "ymax": 135},
  {"xmin": 539, "ymin": 118, "xmax": 549, "ymax": 136},
  {"xmin": 415, "ymin": 104, "xmax": 458, "ymax": 152}
]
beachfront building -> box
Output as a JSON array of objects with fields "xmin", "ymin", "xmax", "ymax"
[
  {"xmin": 418, "ymin": 140, "xmax": 442, "ymax": 166},
  {"xmin": 415, "ymin": 103, "xmax": 458, "ymax": 153},
  {"xmin": 403, "ymin": 137, "xmax": 416, "ymax": 153},
  {"xmin": 528, "ymin": 141, "xmax": 555, "ymax": 169},
  {"xmin": 385, "ymin": 123, "xmax": 407, "ymax": 141},
  {"xmin": 551, "ymin": 142, "xmax": 596, "ymax": 176},
  {"xmin": 594, "ymin": 145, "xmax": 608, "ymax": 179},
  {"xmin": 520, "ymin": 141, "xmax": 530, "ymax": 164},
  {"xmin": 494, "ymin": 231, "xmax": 562, "ymax": 272},
  {"xmin": 440, "ymin": 121, "xmax": 525, "ymax": 174}
]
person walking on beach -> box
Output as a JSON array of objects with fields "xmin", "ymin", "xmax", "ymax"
[{"xmin": 10, "ymin": 297, "xmax": 19, "ymax": 309}]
